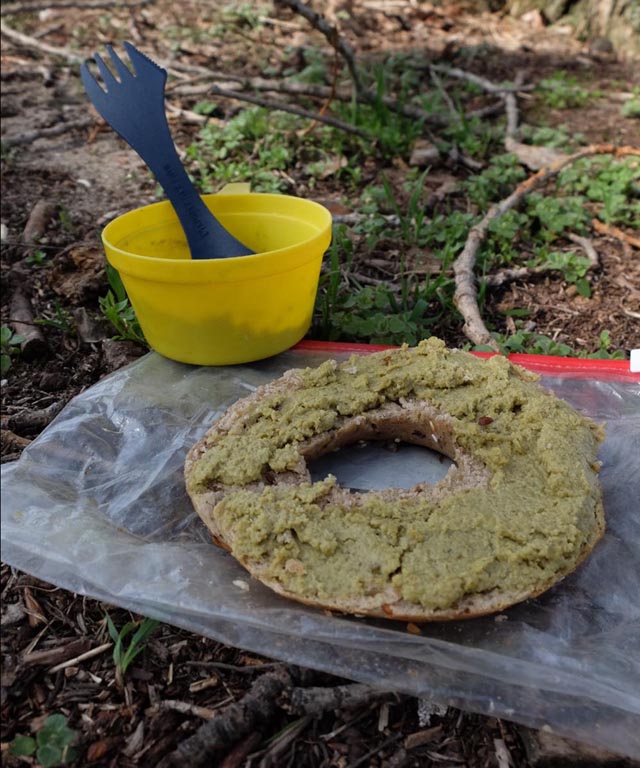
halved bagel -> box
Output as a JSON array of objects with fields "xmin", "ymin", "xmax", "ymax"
[{"xmin": 185, "ymin": 338, "xmax": 605, "ymax": 621}]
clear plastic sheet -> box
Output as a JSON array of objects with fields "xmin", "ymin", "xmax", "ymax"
[{"xmin": 2, "ymin": 347, "xmax": 639, "ymax": 757}]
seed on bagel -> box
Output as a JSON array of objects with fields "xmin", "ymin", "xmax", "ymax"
[{"xmin": 184, "ymin": 338, "xmax": 605, "ymax": 621}]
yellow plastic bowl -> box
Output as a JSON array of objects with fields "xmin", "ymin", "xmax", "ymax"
[{"xmin": 102, "ymin": 191, "xmax": 332, "ymax": 365}]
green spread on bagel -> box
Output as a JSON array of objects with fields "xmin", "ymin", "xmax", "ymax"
[{"xmin": 188, "ymin": 338, "xmax": 604, "ymax": 611}]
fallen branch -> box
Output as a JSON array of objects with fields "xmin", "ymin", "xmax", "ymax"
[
  {"xmin": 23, "ymin": 199, "xmax": 56, "ymax": 243},
  {"xmin": 275, "ymin": 0, "xmax": 364, "ymax": 96},
  {"xmin": 1, "ymin": 0, "xmax": 151, "ymax": 15},
  {"xmin": 9, "ymin": 290, "xmax": 48, "ymax": 361},
  {"xmin": 48, "ymin": 642, "xmax": 112, "ymax": 674},
  {"xmin": 0, "ymin": 20, "xmax": 83, "ymax": 63},
  {"xmin": 158, "ymin": 665, "xmax": 296, "ymax": 768},
  {"xmin": 2, "ymin": 117, "xmax": 98, "ymax": 148},
  {"xmin": 156, "ymin": 699, "xmax": 220, "ymax": 720},
  {"xmin": 429, "ymin": 64, "xmax": 532, "ymax": 96},
  {"xmin": 23, "ymin": 638, "xmax": 90, "ymax": 667},
  {"xmin": 286, "ymin": 683, "xmax": 389, "ymax": 717},
  {"xmin": 592, "ymin": 217, "xmax": 640, "ymax": 249},
  {"xmin": 206, "ymin": 83, "xmax": 371, "ymax": 139},
  {"xmin": 566, "ymin": 233, "xmax": 599, "ymax": 268},
  {"xmin": 0, "ymin": 428, "xmax": 32, "ymax": 452},
  {"xmin": 8, "ymin": 400, "xmax": 64, "ymax": 436},
  {"xmin": 453, "ymin": 144, "xmax": 640, "ymax": 348}
]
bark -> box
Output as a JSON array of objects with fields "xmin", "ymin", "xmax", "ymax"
[{"xmin": 482, "ymin": 0, "xmax": 639, "ymax": 54}]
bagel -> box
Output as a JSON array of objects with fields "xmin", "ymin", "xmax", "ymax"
[{"xmin": 185, "ymin": 338, "xmax": 605, "ymax": 621}]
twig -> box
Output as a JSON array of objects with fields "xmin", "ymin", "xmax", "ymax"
[
  {"xmin": 23, "ymin": 199, "xmax": 56, "ymax": 243},
  {"xmin": 275, "ymin": 0, "xmax": 364, "ymax": 96},
  {"xmin": 1, "ymin": 0, "xmax": 151, "ymax": 15},
  {"xmin": 10, "ymin": 290, "xmax": 48, "ymax": 361},
  {"xmin": 23, "ymin": 638, "xmax": 90, "ymax": 666},
  {"xmin": 3, "ymin": 118, "xmax": 94, "ymax": 148},
  {"xmin": 184, "ymin": 660, "xmax": 285, "ymax": 675},
  {"xmin": 157, "ymin": 699, "xmax": 221, "ymax": 720},
  {"xmin": 170, "ymin": 74, "xmax": 345, "ymax": 101},
  {"xmin": 592, "ymin": 217, "xmax": 640, "ymax": 249},
  {"xmin": 8, "ymin": 400, "xmax": 64, "ymax": 435},
  {"xmin": 429, "ymin": 68, "xmax": 459, "ymax": 120},
  {"xmin": 567, "ymin": 233, "xmax": 599, "ymax": 267},
  {"xmin": 159, "ymin": 665, "xmax": 296, "ymax": 768},
  {"xmin": 206, "ymin": 83, "xmax": 371, "ymax": 139},
  {"xmin": 0, "ymin": 429, "xmax": 32, "ymax": 452},
  {"xmin": 257, "ymin": 715, "xmax": 312, "ymax": 766},
  {"xmin": 429, "ymin": 64, "xmax": 531, "ymax": 95},
  {"xmin": 333, "ymin": 212, "xmax": 401, "ymax": 227},
  {"xmin": 48, "ymin": 642, "xmax": 112, "ymax": 673},
  {"xmin": 286, "ymin": 683, "xmax": 389, "ymax": 717},
  {"xmin": 0, "ymin": 20, "xmax": 83, "ymax": 63},
  {"xmin": 348, "ymin": 731, "xmax": 405, "ymax": 768},
  {"xmin": 453, "ymin": 144, "xmax": 640, "ymax": 348}
]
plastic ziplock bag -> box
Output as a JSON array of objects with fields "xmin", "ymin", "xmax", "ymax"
[{"xmin": 2, "ymin": 343, "xmax": 639, "ymax": 757}]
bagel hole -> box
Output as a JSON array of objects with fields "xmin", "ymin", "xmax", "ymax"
[{"xmin": 308, "ymin": 439, "xmax": 454, "ymax": 492}]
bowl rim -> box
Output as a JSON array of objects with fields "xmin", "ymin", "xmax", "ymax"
[{"xmin": 102, "ymin": 192, "xmax": 333, "ymax": 270}]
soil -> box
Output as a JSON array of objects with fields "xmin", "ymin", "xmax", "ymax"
[{"xmin": 1, "ymin": 1, "xmax": 638, "ymax": 766}]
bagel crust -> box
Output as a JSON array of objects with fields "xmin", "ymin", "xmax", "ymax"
[{"xmin": 185, "ymin": 338, "xmax": 605, "ymax": 621}]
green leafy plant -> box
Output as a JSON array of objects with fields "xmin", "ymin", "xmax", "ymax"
[
  {"xmin": 541, "ymin": 250, "xmax": 592, "ymax": 296},
  {"xmin": 381, "ymin": 169, "xmax": 430, "ymax": 247},
  {"xmin": 537, "ymin": 71, "xmax": 593, "ymax": 109},
  {"xmin": 188, "ymin": 107, "xmax": 294, "ymax": 193},
  {"xmin": 558, "ymin": 156, "xmax": 640, "ymax": 226},
  {"xmin": 620, "ymin": 91, "xmax": 640, "ymax": 119},
  {"xmin": 519, "ymin": 123, "xmax": 586, "ymax": 150},
  {"xmin": 9, "ymin": 713, "xmax": 77, "ymax": 767},
  {"xmin": 526, "ymin": 193, "xmax": 589, "ymax": 239},
  {"xmin": 37, "ymin": 300, "xmax": 74, "ymax": 333},
  {"xmin": 106, "ymin": 614, "xmax": 159, "ymax": 684},
  {"xmin": 26, "ymin": 249, "xmax": 48, "ymax": 266},
  {"xmin": 99, "ymin": 264, "xmax": 146, "ymax": 345},
  {"xmin": 476, "ymin": 328, "xmax": 625, "ymax": 359},
  {"xmin": 589, "ymin": 329, "xmax": 626, "ymax": 359},
  {"xmin": 1, "ymin": 325, "xmax": 24, "ymax": 376},
  {"xmin": 464, "ymin": 153, "xmax": 526, "ymax": 208},
  {"xmin": 58, "ymin": 205, "xmax": 74, "ymax": 234}
]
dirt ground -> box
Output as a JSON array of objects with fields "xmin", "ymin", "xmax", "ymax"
[{"xmin": 1, "ymin": 1, "xmax": 639, "ymax": 766}]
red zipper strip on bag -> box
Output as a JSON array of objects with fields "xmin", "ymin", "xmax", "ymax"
[{"xmin": 294, "ymin": 340, "xmax": 640, "ymax": 383}]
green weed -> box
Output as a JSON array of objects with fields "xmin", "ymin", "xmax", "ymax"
[
  {"xmin": 540, "ymin": 250, "xmax": 593, "ymax": 296},
  {"xmin": 525, "ymin": 193, "xmax": 589, "ymax": 240},
  {"xmin": 9, "ymin": 714, "xmax": 77, "ymax": 767},
  {"xmin": 519, "ymin": 124, "xmax": 586, "ymax": 150},
  {"xmin": 37, "ymin": 300, "xmax": 75, "ymax": 333},
  {"xmin": 537, "ymin": 71, "xmax": 593, "ymax": 109},
  {"xmin": 58, "ymin": 205, "xmax": 74, "ymax": 234},
  {"xmin": 187, "ymin": 107, "xmax": 294, "ymax": 193},
  {"xmin": 99, "ymin": 265, "xmax": 146, "ymax": 345},
  {"xmin": 557, "ymin": 156, "xmax": 640, "ymax": 226},
  {"xmin": 106, "ymin": 614, "xmax": 159, "ymax": 684},
  {"xmin": 1, "ymin": 325, "xmax": 24, "ymax": 376},
  {"xmin": 464, "ymin": 153, "xmax": 526, "ymax": 208},
  {"xmin": 621, "ymin": 93, "xmax": 640, "ymax": 119},
  {"xmin": 381, "ymin": 169, "xmax": 430, "ymax": 246},
  {"xmin": 478, "ymin": 329, "xmax": 625, "ymax": 359},
  {"xmin": 26, "ymin": 249, "xmax": 48, "ymax": 266}
]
